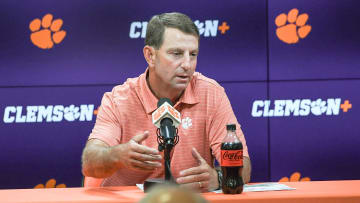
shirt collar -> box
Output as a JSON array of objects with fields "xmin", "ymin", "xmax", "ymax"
[
  {"xmin": 139, "ymin": 68, "xmax": 199, "ymax": 114},
  {"xmin": 176, "ymin": 75, "xmax": 199, "ymax": 106}
]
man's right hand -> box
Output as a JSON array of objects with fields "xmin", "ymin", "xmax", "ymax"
[
  {"xmin": 110, "ymin": 131, "xmax": 162, "ymax": 171},
  {"xmin": 82, "ymin": 131, "xmax": 162, "ymax": 178}
]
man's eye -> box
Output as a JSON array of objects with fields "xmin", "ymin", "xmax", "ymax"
[
  {"xmin": 173, "ymin": 52, "xmax": 181, "ymax": 56},
  {"xmin": 191, "ymin": 53, "xmax": 198, "ymax": 56}
]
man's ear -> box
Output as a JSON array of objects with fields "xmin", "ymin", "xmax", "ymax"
[{"xmin": 143, "ymin": 45, "xmax": 156, "ymax": 67}]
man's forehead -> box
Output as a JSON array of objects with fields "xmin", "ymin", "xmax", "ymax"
[{"xmin": 161, "ymin": 27, "xmax": 199, "ymax": 50}]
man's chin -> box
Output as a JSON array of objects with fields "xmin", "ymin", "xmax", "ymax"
[{"xmin": 172, "ymin": 83, "xmax": 189, "ymax": 91}]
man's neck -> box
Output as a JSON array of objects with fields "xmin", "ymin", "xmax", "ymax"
[{"xmin": 146, "ymin": 71, "xmax": 183, "ymax": 104}]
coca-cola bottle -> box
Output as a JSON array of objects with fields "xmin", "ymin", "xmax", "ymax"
[{"xmin": 220, "ymin": 124, "xmax": 244, "ymax": 194}]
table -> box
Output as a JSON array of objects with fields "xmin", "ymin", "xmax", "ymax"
[{"xmin": 2, "ymin": 180, "xmax": 360, "ymax": 203}]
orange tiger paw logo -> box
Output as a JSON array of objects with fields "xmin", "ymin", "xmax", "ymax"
[
  {"xmin": 275, "ymin": 8, "xmax": 312, "ymax": 44},
  {"xmin": 34, "ymin": 178, "xmax": 66, "ymax": 189},
  {"xmin": 29, "ymin": 14, "xmax": 66, "ymax": 49},
  {"xmin": 279, "ymin": 172, "xmax": 311, "ymax": 182}
]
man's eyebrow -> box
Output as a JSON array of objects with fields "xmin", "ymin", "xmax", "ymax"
[
  {"xmin": 167, "ymin": 48, "xmax": 199, "ymax": 52},
  {"xmin": 167, "ymin": 48, "xmax": 183, "ymax": 52},
  {"xmin": 191, "ymin": 49, "xmax": 199, "ymax": 53}
]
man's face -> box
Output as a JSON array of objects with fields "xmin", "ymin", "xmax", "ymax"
[{"xmin": 152, "ymin": 27, "xmax": 199, "ymax": 92}]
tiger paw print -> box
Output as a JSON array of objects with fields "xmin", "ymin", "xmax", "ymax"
[
  {"xmin": 29, "ymin": 14, "xmax": 66, "ymax": 49},
  {"xmin": 34, "ymin": 178, "xmax": 66, "ymax": 189},
  {"xmin": 63, "ymin": 105, "xmax": 80, "ymax": 121},
  {"xmin": 275, "ymin": 8, "xmax": 312, "ymax": 44},
  {"xmin": 181, "ymin": 117, "xmax": 192, "ymax": 129},
  {"xmin": 279, "ymin": 172, "xmax": 310, "ymax": 182}
]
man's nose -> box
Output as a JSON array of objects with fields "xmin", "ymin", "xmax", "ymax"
[{"xmin": 181, "ymin": 54, "xmax": 191, "ymax": 71}]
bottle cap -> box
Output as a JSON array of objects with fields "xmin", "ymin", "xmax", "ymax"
[{"xmin": 226, "ymin": 124, "xmax": 236, "ymax": 131}]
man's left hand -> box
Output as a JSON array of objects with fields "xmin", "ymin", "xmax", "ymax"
[{"xmin": 176, "ymin": 147, "xmax": 218, "ymax": 192}]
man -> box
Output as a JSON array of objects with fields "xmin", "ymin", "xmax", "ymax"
[{"xmin": 82, "ymin": 12, "xmax": 251, "ymax": 192}]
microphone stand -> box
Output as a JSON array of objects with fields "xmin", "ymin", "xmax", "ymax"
[
  {"xmin": 143, "ymin": 125, "xmax": 179, "ymax": 192},
  {"xmin": 164, "ymin": 141, "xmax": 174, "ymax": 181}
]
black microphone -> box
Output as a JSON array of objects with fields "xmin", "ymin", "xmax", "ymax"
[{"xmin": 157, "ymin": 98, "xmax": 177, "ymax": 148}]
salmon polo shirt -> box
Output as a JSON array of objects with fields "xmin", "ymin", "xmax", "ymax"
[{"xmin": 89, "ymin": 69, "xmax": 249, "ymax": 186}]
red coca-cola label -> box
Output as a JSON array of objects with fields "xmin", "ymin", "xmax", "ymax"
[{"xmin": 220, "ymin": 150, "xmax": 243, "ymax": 166}]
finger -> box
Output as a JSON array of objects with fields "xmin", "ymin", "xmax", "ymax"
[
  {"xmin": 130, "ymin": 159, "xmax": 161, "ymax": 171},
  {"xmin": 130, "ymin": 151, "xmax": 162, "ymax": 162},
  {"xmin": 131, "ymin": 131, "xmax": 150, "ymax": 143},
  {"xmin": 131, "ymin": 142, "xmax": 159, "ymax": 155},
  {"xmin": 144, "ymin": 161, "xmax": 162, "ymax": 166},
  {"xmin": 180, "ymin": 181, "xmax": 209, "ymax": 192},
  {"xmin": 176, "ymin": 172, "xmax": 209, "ymax": 184},
  {"xmin": 191, "ymin": 147, "xmax": 206, "ymax": 165},
  {"xmin": 179, "ymin": 166, "xmax": 206, "ymax": 177}
]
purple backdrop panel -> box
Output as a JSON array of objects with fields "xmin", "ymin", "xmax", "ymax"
[
  {"xmin": 0, "ymin": 85, "xmax": 113, "ymax": 189},
  {"xmin": 268, "ymin": 80, "xmax": 360, "ymax": 181},
  {"xmin": 221, "ymin": 82, "xmax": 269, "ymax": 182},
  {"xmin": 197, "ymin": 0, "xmax": 267, "ymax": 82},
  {"xmin": 269, "ymin": 0, "xmax": 360, "ymax": 80},
  {"xmin": 0, "ymin": 0, "xmax": 266, "ymax": 87}
]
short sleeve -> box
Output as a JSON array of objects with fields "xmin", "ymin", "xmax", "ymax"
[{"xmin": 88, "ymin": 91, "xmax": 121, "ymax": 147}]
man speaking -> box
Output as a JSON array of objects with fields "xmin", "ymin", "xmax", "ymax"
[{"xmin": 81, "ymin": 12, "xmax": 251, "ymax": 192}]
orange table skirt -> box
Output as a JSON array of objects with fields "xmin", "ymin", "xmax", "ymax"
[{"xmin": 2, "ymin": 180, "xmax": 360, "ymax": 203}]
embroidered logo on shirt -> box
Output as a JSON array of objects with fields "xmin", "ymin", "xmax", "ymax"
[{"xmin": 182, "ymin": 117, "xmax": 192, "ymax": 129}]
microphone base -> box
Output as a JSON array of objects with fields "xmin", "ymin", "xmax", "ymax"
[{"xmin": 143, "ymin": 178, "xmax": 177, "ymax": 193}]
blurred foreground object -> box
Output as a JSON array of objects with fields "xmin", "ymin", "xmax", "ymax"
[{"xmin": 139, "ymin": 184, "xmax": 208, "ymax": 203}]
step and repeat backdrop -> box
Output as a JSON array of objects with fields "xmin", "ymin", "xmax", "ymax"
[{"xmin": 0, "ymin": 0, "xmax": 359, "ymax": 189}]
